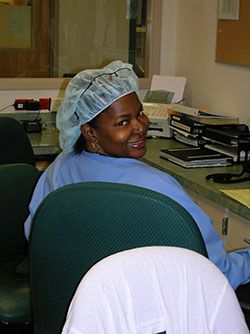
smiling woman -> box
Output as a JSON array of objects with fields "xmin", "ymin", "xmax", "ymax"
[
  {"xmin": 80, "ymin": 92, "xmax": 149, "ymax": 158},
  {"xmin": 56, "ymin": 60, "xmax": 144, "ymax": 153},
  {"xmin": 0, "ymin": 0, "xmax": 162, "ymax": 86}
]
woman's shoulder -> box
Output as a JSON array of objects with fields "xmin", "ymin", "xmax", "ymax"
[
  {"xmin": 51, "ymin": 150, "xmax": 80, "ymax": 168},
  {"xmin": 41, "ymin": 151, "xmax": 77, "ymax": 179}
]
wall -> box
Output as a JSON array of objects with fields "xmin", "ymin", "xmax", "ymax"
[{"xmin": 161, "ymin": 0, "xmax": 250, "ymax": 124}]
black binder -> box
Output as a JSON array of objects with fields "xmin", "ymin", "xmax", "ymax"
[
  {"xmin": 170, "ymin": 114, "xmax": 205, "ymax": 134},
  {"xmin": 203, "ymin": 124, "xmax": 250, "ymax": 144},
  {"xmin": 160, "ymin": 146, "xmax": 232, "ymax": 168},
  {"xmin": 203, "ymin": 124, "xmax": 250, "ymax": 163}
]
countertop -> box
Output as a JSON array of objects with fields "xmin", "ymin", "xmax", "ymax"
[{"xmin": 142, "ymin": 138, "xmax": 250, "ymax": 221}]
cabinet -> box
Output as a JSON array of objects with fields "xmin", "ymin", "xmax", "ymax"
[{"xmin": 186, "ymin": 189, "xmax": 250, "ymax": 251}]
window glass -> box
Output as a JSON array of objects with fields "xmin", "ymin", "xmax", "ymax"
[{"xmin": 54, "ymin": 0, "xmax": 148, "ymax": 78}]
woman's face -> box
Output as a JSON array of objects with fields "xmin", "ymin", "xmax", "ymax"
[{"xmin": 83, "ymin": 92, "xmax": 150, "ymax": 159}]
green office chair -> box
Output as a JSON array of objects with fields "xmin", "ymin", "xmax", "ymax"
[
  {"xmin": 0, "ymin": 163, "xmax": 40, "ymax": 333},
  {"xmin": 29, "ymin": 182, "xmax": 208, "ymax": 334},
  {"xmin": 236, "ymin": 283, "xmax": 250, "ymax": 329},
  {"xmin": 0, "ymin": 116, "xmax": 36, "ymax": 166}
]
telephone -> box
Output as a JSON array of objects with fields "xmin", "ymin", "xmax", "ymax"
[
  {"xmin": 206, "ymin": 162, "xmax": 250, "ymax": 183},
  {"xmin": 142, "ymin": 102, "xmax": 173, "ymax": 138}
]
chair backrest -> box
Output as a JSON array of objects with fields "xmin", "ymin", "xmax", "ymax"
[
  {"xmin": 0, "ymin": 116, "xmax": 36, "ymax": 166},
  {"xmin": 150, "ymin": 75, "xmax": 187, "ymax": 103},
  {"xmin": 29, "ymin": 182, "xmax": 208, "ymax": 334},
  {"xmin": 0, "ymin": 163, "xmax": 40, "ymax": 258},
  {"xmin": 62, "ymin": 247, "xmax": 248, "ymax": 334}
]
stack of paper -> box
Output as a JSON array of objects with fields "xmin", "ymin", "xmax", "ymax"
[{"xmin": 220, "ymin": 189, "xmax": 250, "ymax": 209}]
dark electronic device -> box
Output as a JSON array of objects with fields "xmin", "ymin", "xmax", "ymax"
[
  {"xmin": 22, "ymin": 120, "xmax": 42, "ymax": 133},
  {"xmin": 26, "ymin": 100, "xmax": 40, "ymax": 111}
]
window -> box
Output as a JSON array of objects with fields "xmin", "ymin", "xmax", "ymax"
[{"xmin": 0, "ymin": 0, "xmax": 162, "ymax": 89}]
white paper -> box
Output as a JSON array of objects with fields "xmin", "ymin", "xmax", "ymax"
[
  {"xmin": 220, "ymin": 189, "xmax": 250, "ymax": 208},
  {"xmin": 218, "ymin": 0, "xmax": 240, "ymax": 20},
  {"xmin": 150, "ymin": 75, "xmax": 187, "ymax": 104}
]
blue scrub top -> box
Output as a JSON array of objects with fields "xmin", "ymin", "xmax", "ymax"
[{"xmin": 25, "ymin": 150, "xmax": 250, "ymax": 290}]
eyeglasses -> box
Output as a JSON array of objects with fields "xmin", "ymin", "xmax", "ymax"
[{"xmin": 80, "ymin": 67, "xmax": 132, "ymax": 98}]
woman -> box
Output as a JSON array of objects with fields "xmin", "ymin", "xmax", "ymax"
[{"xmin": 24, "ymin": 60, "xmax": 250, "ymax": 291}]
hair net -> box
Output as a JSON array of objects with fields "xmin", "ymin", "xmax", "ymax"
[{"xmin": 56, "ymin": 60, "xmax": 139, "ymax": 152}]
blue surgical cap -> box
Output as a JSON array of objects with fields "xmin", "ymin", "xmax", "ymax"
[{"xmin": 56, "ymin": 60, "xmax": 139, "ymax": 152}]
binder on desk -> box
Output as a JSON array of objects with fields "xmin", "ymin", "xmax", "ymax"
[
  {"xmin": 203, "ymin": 124, "xmax": 250, "ymax": 162},
  {"xmin": 172, "ymin": 104, "xmax": 208, "ymax": 117},
  {"xmin": 170, "ymin": 114, "xmax": 206, "ymax": 134},
  {"xmin": 169, "ymin": 114, "xmax": 207, "ymax": 147},
  {"xmin": 171, "ymin": 128, "xmax": 207, "ymax": 147},
  {"xmin": 203, "ymin": 124, "xmax": 250, "ymax": 144},
  {"xmin": 172, "ymin": 104, "xmax": 239, "ymax": 125},
  {"xmin": 160, "ymin": 146, "xmax": 233, "ymax": 168}
]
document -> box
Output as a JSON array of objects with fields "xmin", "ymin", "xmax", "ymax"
[
  {"xmin": 220, "ymin": 189, "xmax": 250, "ymax": 209},
  {"xmin": 143, "ymin": 90, "xmax": 174, "ymax": 104},
  {"xmin": 0, "ymin": 5, "xmax": 32, "ymax": 48},
  {"xmin": 218, "ymin": 0, "xmax": 240, "ymax": 20}
]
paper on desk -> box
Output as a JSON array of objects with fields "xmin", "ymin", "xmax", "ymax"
[
  {"xmin": 150, "ymin": 75, "xmax": 187, "ymax": 103},
  {"xmin": 220, "ymin": 189, "xmax": 250, "ymax": 208}
]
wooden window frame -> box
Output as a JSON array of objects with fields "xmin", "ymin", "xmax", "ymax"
[{"xmin": 0, "ymin": 0, "xmax": 162, "ymax": 90}]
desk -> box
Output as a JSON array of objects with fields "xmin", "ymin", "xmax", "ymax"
[
  {"xmin": 28, "ymin": 130, "xmax": 60, "ymax": 156},
  {"xmin": 27, "ymin": 130, "xmax": 61, "ymax": 171},
  {"xmin": 142, "ymin": 138, "xmax": 250, "ymax": 251}
]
